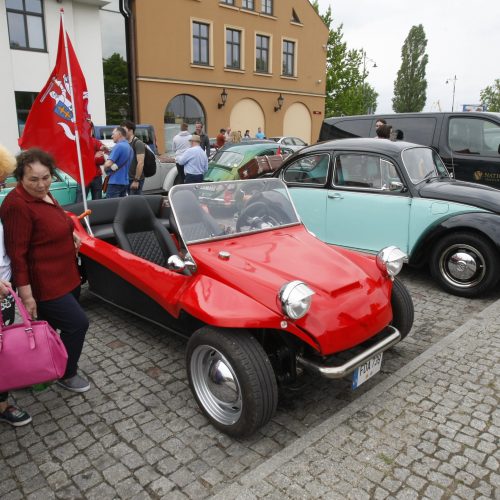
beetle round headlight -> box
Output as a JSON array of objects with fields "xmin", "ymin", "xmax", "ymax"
[
  {"xmin": 376, "ymin": 245, "xmax": 408, "ymax": 277},
  {"xmin": 279, "ymin": 281, "xmax": 314, "ymax": 319}
]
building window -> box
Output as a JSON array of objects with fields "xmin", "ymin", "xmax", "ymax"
[
  {"xmin": 261, "ymin": 0, "xmax": 273, "ymax": 15},
  {"xmin": 226, "ymin": 29, "xmax": 241, "ymax": 69},
  {"xmin": 282, "ymin": 40, "xmax": 295, "ymax": 76},
  {"xmin": 164, "ymin": 94, "xmax": 206, "ymax": 154},
  {"xmin": 15, "ymin": 91, "xmax": 38, "ymax": 136},
  {"xmin": 256, "ymin": 34, "xmax": 270, "ymax": 73},
  {"xmin": 6, "ymin": 0, "xmax": 46, "ymax": 51},
  {"xmin": 242, "ymin": 0, "xmax": 254, "ymax": 10},
  {"xmin": 220, "ymin": 0, "xmax": 235, "ymax": 5},
  {"xmin": 192, "ymin": 21, "xmax": 210, "ymax": 65}
]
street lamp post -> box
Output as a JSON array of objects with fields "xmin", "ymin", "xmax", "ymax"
[
  {"xmin": 362, "ymin": 50, "xmax": 377, "ymax": 114},
  {"xmin": 446, "ymin": 75, "xmax": 457, "ymax": 112}
]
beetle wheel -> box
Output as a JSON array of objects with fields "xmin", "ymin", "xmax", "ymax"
[
  {"xmin": 186, "ymin": 327, "xmax": 278, "ymax": 437},
  {"xmin": 390, "ymin": 278, "xmax": 414, "ymax": 339},
  {"xmin": 430, "ymin": 232, "xmax": 499, "ymax": 297}
]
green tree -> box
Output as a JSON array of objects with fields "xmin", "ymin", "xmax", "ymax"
[
  {"xmin": 102, "ymin": 53, "xmax": 129, "ymax": 123},
  {"xmin": 480, "ymin": 79, "xmax": 500, "ymax": 112},
  {"xmin": 392, "ymin": 24, "xmax": 428, "ymax": 112},
  {"xmin": 313, "ymin": 3, "xmax": 377, "ymax": 116}
]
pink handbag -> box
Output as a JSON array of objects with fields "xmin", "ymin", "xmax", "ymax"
[{"xmin": 0, "ymin": 287, "xmax": 68, "ymax": 392}]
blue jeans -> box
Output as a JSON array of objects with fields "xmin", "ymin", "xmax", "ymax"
[
  {"xmin": 37, "ymin": 287, "xmax": 89, "ymax": 379},
  {"xmin": 184, "ymin": 173, "xmax": 204, "ymax": 184},
  {"xmin": 106, "ymin": 184, "xmax": 128, "ymax": 198},
  {"xmin": 128, "ymin": 178, "xmax": 145, "ymax": 195}
]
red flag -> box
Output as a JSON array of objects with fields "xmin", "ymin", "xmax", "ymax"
[{"xmin": 19, "ymin": 18, "xmax": 94, "ymax": 186}]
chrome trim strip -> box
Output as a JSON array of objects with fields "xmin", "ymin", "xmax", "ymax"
[{"xmin": 296, "ymin": 326, "xmax": 401, "ymax": 379}]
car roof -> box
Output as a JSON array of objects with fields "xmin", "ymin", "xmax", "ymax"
[
  {"xmin": 218, "ymin": 141, "xmax": 278, "ymax": 152},
  {"xmin": 323, "ymin": 111, "xmax": 500, "ymax": 123},
  {"xmin": 301, "ymin": 137, "xmax": 424, "ymax": 155}
]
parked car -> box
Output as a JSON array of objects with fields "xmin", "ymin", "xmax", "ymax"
[
  {"xmin": 205, "ymin": 142, "xmax": 294, "ymax": 183},
  {"xmin": 94, "ymin": 124, "xmax": 159, "ymax": 153},
  {"xmin": 67, "ymin": 179, "xmax": 414, "ymax": 437},
  {"xmin": 319, "ymin": 112, "xmax": 500, "ymax": 188},
  {"xmin": 274, "ymin": 137, "xmax": 500, "ymax": 297},
  {"xmin": 0, "ymin": 168, "xmax": 78, "ymax": 205},
  {"xmin": 269, "ymin": 136, "xmax": 308, "ymax": 152}
]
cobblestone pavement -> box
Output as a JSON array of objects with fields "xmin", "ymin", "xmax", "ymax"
[{"xmin": 1, "ymin": 269, "xmax": 499, "ymax": 499}]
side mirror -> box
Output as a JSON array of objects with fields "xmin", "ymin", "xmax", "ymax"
[
  {"xmin": 389, "ymin": 181, "xmax": 404, "ymax": 191},
  {"xmin": 167, "ymin": 255, "xmax": 185, "ymax": 272},
  {"xmin": 167, "ymin": 255, "xmax": 197, "ymax": 274}
]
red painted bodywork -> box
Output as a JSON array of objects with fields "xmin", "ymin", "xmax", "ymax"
[{"xmin": 72, "ymin": 217, "xmax": 394, "ymax": 357}]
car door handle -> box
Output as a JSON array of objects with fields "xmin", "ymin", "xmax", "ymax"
[{"xmin": 328, "ymin": 192, "xmax": 343, "ymax": 199}]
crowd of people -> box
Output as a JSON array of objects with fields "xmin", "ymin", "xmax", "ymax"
[{"xmin": 172, "ymin": 124, "xmax": 266, "ymax": 183}]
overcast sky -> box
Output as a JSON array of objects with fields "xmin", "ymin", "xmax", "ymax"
[{"xmin": 316, "ymin": 0, "xmax": 500, "ymax": 113}]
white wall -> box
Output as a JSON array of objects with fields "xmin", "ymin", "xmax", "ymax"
[{"xmin": 0, "ymin": 0, "xmax": 107, "ymax": 154}]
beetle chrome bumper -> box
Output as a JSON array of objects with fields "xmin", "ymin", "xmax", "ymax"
[{"xmin": 296, "ymin": 326, "xmax": 401, "ymax": 379}]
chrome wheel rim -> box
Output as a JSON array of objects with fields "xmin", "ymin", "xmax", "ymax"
[
  {"xmin": 439, "ymin": 243, "xmax": 486, "ymax": 289},
  {"xmin": 190, "ymin": 345, "xmax": 242, "ymax": 425}
]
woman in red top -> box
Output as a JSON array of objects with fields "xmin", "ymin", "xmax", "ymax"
[{"xmin": 0, "ymin": 148, "xmax": 90, "ymax": 393}]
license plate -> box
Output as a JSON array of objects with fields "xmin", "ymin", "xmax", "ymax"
[{"xmin": 352, "ymin": 352, "xmax": 383, "ymax": 389}]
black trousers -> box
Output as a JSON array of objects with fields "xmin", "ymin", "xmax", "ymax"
[
  {"xmin": 37, "ymin": 287, "xmax": 89, "ymax": 379},
  {"xmin": 176, "ymin": 163, "xmax": 185, "ymax": 183}
]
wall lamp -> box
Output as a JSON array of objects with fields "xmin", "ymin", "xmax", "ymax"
[
  {"xmin": 218, "ymin": 88, "xmax": 228, "ymax": 109},
  {"xmin": 274, "ymin": 93, "xmax": 284, "ymax": 112}
]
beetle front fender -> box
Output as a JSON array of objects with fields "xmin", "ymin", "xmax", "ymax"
[
  {"xmin": 162, "ymin": 165, "xmax": 179, "ymax": 192},
  {"xmin": 410, "ymin": 212, "xmax": 500, "ymax": 266}
]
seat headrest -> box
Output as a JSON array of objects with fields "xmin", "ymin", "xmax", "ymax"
[
  {"xmin": 114, "ymin": 196, "xmax": 156, "ymax": 232},
  {"xmin": 171, "ymin": 189, "xmax": 207, "ymax": 225}
]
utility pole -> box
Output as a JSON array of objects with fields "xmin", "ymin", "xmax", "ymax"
[
  {"xmin": 362, "ymin": 50, "xmax": 377, "ymax": 114},
  {"xmin": 446, "ymin": 75, "xmax": 457, "ymax": 112}
]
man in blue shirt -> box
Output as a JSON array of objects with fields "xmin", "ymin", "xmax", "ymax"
[
  {"xmin": 102, "ymin": 126, "xmax": 133, "ymax": 198},
  {"xmin": 255, "ymin": 127, "xmax": 265, "ymax": 139},
  {"xmin": 177, "ymin": 135, "xmax": 208, "ymax": 183}
]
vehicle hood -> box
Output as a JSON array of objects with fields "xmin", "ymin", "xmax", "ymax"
[
  {"xmin": 187, "ymin": 225, "xmax": 393, "ymax": 354},
  {"xmin": 417, "ymin": 179, "xmax": 500, "ymax": 214}
]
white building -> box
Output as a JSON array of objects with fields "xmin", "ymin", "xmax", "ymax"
[{"xmin": 1, "ymin": 0, "xmax": 108, "ymax": 154}]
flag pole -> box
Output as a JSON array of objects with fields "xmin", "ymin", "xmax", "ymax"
[{"xmin": 59, "ymin": 9, "xmax": 93, "ymax": 236}]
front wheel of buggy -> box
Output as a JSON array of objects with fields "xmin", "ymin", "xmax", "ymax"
[{"xmin": 186, "ymin": 327, "xmax": 278, "ymax": 437}]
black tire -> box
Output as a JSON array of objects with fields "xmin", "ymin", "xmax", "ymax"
[
  {"xmin": 390, "ymin": 278, "xmax": 414, "ymax": 339},
  {"xmin": 429, "ymin": 232, "xmax": 499, "ymax": 297},
  {"xmin": 186, "ymin": 327, "xmax": 278, "ymax": 437}
]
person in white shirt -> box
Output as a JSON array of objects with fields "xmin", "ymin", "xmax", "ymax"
[
  {"xmin": 177, "ymin": 135, "xmax": 208, "ymax": 183},
  {"xmin": 173, "ymin": 123, "xmax": 191, "ymax": 182}
]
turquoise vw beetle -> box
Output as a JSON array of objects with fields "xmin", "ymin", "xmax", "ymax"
[
  {"xmin": 274, "ymin": 138, "xmax": 500, "ymax": 297},
  {"xmin": 0, "ymin": 168, "xmax": 78, "ymax": 205}
]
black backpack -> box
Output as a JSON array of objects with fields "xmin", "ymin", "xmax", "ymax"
[{"xmin": 132, "ymin": 137, "xmax": 157, "ymax": 177}]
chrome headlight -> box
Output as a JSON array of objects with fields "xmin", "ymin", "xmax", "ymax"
[
  {"xmin": 376, "ymin": 246, "xmax": 407, "ymax": 277},
  {"xmin": 279, "ymin": 281, "xmax": 314, "ymax": 319}
]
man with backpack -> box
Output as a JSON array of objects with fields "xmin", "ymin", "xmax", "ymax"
[{"xmin": 121, "ymin": 120, "xmax": 146, "ymax": 195}]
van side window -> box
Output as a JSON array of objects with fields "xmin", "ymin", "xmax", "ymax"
[
  {"xmin": 319, "ymin": 119, "xmax": 371, "ymax": 140},
  {"xmin": 376, "ymin": 117, "xmax": 437, "ymax": 145},
  {"xmin": 449, "ymin": 117, "xmax": 500, "ymax": 156}
]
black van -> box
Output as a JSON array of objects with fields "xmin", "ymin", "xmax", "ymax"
[{"xmin": 319, "ymin": 112, "xmax": 500, "ymax": 188}]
